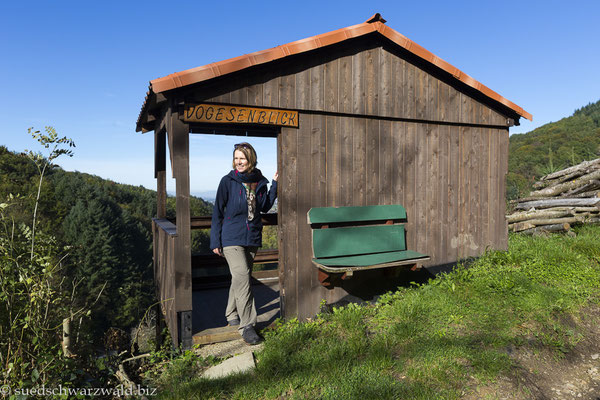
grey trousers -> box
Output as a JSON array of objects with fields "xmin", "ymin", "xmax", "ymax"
[{"xmin": 223, "ymin": 246, "xmax": 258, "ymax": 333}]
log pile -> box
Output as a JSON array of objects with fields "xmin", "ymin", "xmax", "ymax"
[{"xmin": 508, "ymin": 158, "xmax": 600, "ymax": 234}]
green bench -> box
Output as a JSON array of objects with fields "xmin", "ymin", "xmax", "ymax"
[{"xmin": 308, "ymin": 205, "xmax": 429, "ymax": 286}]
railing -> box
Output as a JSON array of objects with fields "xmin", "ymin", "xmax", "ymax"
[
  {"xmin": 185, "ymin": 213, "xmax": 279, "ymax": 290},
  {"xmin": 152, "ymin": 218, "xmax": 179, "ymax": 344}
]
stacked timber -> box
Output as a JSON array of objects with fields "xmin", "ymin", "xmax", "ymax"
[{"xmin": 508, "ymin": 158, "xmax": 600, "ymax": 234}]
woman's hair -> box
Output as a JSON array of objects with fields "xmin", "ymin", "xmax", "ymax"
[{"xmin": 232, "ymin": 142, "xmax": 257, "ymax": 172}]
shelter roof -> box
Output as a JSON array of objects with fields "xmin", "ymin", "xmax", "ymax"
[{"xmin": 137, "ymin": 13, "xmax": 531, "ymax": 132}]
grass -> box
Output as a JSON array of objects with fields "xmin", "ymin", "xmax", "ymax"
[{"xmin": 146, "ymin": 225, "xmax": 600, "ymax": 399}]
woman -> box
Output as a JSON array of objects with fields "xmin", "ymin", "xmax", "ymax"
[{"xmin": 210, "ymin": 142, "xmax": 278, "ymax": 344}]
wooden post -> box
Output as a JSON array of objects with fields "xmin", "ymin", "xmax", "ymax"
[
  {"xmin": 169, "ymin": 104, "xmax": 193, "ymax": 349},
  {"xmin": 155, "ymin": 127, "xmax": 167, "ymax": 219}
]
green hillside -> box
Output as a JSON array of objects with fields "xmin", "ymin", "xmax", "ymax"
[
  {"xmin": 0, "ymin": 145, "xmax": 212, "ymax": 332},
  {"xmin": 507, "ymin": 99, "xmax": 600, "ymax": 199}
]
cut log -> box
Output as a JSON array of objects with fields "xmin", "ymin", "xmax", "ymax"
[
  {"xmin": 560, "ymin": 180, "xmax": 600, "ymax": 197},
  {"xmin": 533, "ymin": 169, "xmax": 588, "ymax": 189},
  {"xmin": 573, "ymin": 206, "xmax": 600, "ymax": 213},
  {"xmin": 529, "ymin": 170, "xmax": 600, "ymax": 197},
  {"xmin": 519, "ymin": 223, "xmax": 570, "ymax": 235},
  {"xmin": 510, "ymin": 221, "xmax": 535, "ymax": 232},
  {"xmin": 515, "ymin": 198, "xmax": 600, "ymax": 210},
  {"xmin": 564, "ymin": 190, "xmax": 600, "ymax": 199},
  {"xmin": 528, "ymin": 217, "xmax": 578, "ymax": 226},
  {"xmin": 507, "ymin": 209, "xmax": 574, "ymax": 224},
  {"xmin": 539, "ymin": 158, "xmax": 600, "ymax": 181}
]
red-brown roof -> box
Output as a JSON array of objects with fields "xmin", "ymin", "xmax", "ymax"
[{"xmin": 139, "ymin": 13, "xmax": 531, "ymax": 131}]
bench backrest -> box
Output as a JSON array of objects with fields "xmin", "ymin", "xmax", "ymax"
[
  {"xmin": 308, "ymin": 205, "xmax": 408, "ymax": 258},
  {"xmin": 307, "ymin": 204, "xmax": 407, "ymax": 224}
]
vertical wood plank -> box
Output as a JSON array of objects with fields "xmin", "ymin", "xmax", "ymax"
[
  {"xmin": 392, "ymin": 121, "xmax": 405, "ymax": 207},
  {"xmin": 246, "ymin": 81, "xmax": 263, "ymax": 107},
  {"xmin": 263, "ymin": 77, "xmax": 280, "ymax": 108},
  {"xmin": 340, "ymin": 116, "xmax": 353, "ymax": 206},
  {"xmin": 280, "ymin": 125, "xmax": 298, "ymax": 318},
  {"xmin": 379, "ymin": 120, "xmax": 392, "ymax": 204},
  {"xmin": 296, "ymin": 67, "xmax": 311, "ymax": 110},
  {"xmin": 481, "ymin": 127, "xmax": 490, "ymax": 248},
  {"xmin": 415, "ymin": 67, "xmax": 427, "ymax": 120},
  {"xmin": 280, "ymin": 74, "xmax": 296, "ymax": 109},
  {"xmin": 379, "ymin": 48, "xmax": 392, "ymax": 117},
  {"xmin": 155, "ymin": 128, "xmax": 167, "ymax": 219},
  {"xmin": 230, "ymin": 83, "xmax": 247, "ymax": 105},
  {"xmin": 310, "ymin": 63, "xmax": 325, "ymax": 110},
  {"xmin": 276, "ymin": 132, "xmax": 285, "ymax": 317},
  {"xmin": 352, "ymin": 52, "xmax": 365, "ymax": 115},
  {"xmin": 391, "ymin": 55, "xmax": 405, "ymax": 119},
  {"xmin": 296, "ymin": 115, "xmax": 313, "ymax": 320},
  {"xmin": 406, "ymin": 61, "xmax": 416, "ymax": 120},
  {"xmin": 427, "ymin": 124, "xmax": 439, "ymax": 263},
  {"xmin": 489, "ymin": 129, "xmax": 499, "ymax": 251},
  {"xmin": 326, "ymin": 116, "xmax": 340, "ymax": 206},
  {"xmin": 366, "ymin": 119, "xmax": 379, "ymax": 205},
  {"xmin": 322, "ymin": 60, "xmax": 336, "ymax": 113},
  {"xmin": 415, "ymin": 123, "xmax": 427, "ymax": 256},
  {"xmin": 438, "ymin": 83, "xmax": 449, "ymax": 263},
  {"xmin": 438, "ymin": 123, "xmax": 449, "ymax": 264},
  {"xmin": 338, "ymin": 55, "xmax": 352, "ymax": 114},
  {"xmin": 171, "ymin": 110, "xmax": 192, "ymax": 313},
  {"xmin": 499, "ymin": 129, "xmax": 509, "ymax": 249},
  {"xmin": 310, "ymin": 114, "xmax": 327, "ymax": 313},
  {"xmin": 353, "ymin": 118, "xmax": 366, "ymax": 206},
  {"xmin": 404, "ymin": 122, "xmax": 417, "ymax": 251},
  {"xmin": 449, "ymin": 125, "xmax": 460, "ymax": 263},
  {"xmin": 470, "ymin": 127, "xmax": 481, "ymax": 258},
  {"xmin": 365, "ymin": 48, "xmax": 379, "ymax": 116}
]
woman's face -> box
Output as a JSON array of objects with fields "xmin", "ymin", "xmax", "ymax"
[{"xmin": 234, "ymin": 150, "xmax": 249, "ymax": 173}]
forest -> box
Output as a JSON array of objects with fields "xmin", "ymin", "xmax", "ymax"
[
  {"xmin": 0, "ymin": 130, "xmax": 212, "ymax": 388},
  {"xmin": 507, "ymin": 99, "xmax": 600, "ymax": 199}
]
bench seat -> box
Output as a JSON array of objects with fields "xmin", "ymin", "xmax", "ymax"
[
  {"xmin": 308, "ymin": 205, "xmax": 430, "ymax": 279},
  {"xmin": 313, "ymin": 249, "xmax": 429, "ymax": 272}
]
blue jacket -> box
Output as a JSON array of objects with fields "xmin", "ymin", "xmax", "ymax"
[{"xmin": 210, "ymin": 169, "xmax": 277, "ymax": 249}]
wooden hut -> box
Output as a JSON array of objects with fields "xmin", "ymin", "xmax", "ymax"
[{"xmin": 136, "ymin": 14, "xmax": 532, "ymax": 348}]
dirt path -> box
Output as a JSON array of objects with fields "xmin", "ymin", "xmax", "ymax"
[{"xmin": 466, "ymin": 305, "xmax": 600, "ymax": 399}]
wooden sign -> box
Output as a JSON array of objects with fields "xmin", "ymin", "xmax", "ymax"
[{"xmin": 183, "ymin": 104, "xmax": 299, "ymax": 128}]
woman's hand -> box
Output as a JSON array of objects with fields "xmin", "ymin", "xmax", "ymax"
[
  {"xmin": 212, "ymin": 248, "xmax": 223, "ymax": 257},
  {"xmin": 273, "ymin": 171, "xmax": 278, "ymax": 182}
]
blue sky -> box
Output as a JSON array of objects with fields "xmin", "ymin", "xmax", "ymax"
[{"xmin": 1, "ymin": 0, "xmax": 599, "ymax": 196}]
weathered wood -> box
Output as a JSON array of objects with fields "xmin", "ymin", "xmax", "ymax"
[
  {"xmin": 352, "ymin": 117, "xmax": 366, "ymax": 206},
  {"xmin": 154, "ymin": 126, "xmax": 166, "ymax": 218},
  {"xmin": 511, "ymin": 221, "xmax": 535, "ymax": 232},
  {"xmin": 340, "ymin": 116, "xmax": 353, "ymax": 206},
  {"xmin": 170, "ymin": 109, "xmax": 192, "ymax": 318},
  {"xmin": 527, "ymin": 217, "xmax": 579, "ymax": 226},
  {"xmin": 515, "ymin": 198, "xmax": 600, "ymax": 210},
  {"xmin": 539, "ymin": 158, "xmax": 600, "ymax": 182},
  {"xmin": 529, "ymin": 170, "xmax": 600, "ymax": 197},
  {"xmin": 507, "ymin": 209, "xmax": 574, "ymax": 223},
  {"xmin": 533, "ymin": 170, "xmax": 587, "ymax": 190},
  {"xmin": 296, "ymin": 112, "xmax": 313, "ymax": 321},
  {"xmin": 520, "ymin": 223, "xmax": 570, "ymax": 235},
  {"xmin": 280, "ymin": 124, "xmax": 297, "ymax": 318}
]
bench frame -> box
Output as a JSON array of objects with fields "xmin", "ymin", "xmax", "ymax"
[{"xmin": 308, "ymin": 205, "xmax": 430, "ymax": 287}]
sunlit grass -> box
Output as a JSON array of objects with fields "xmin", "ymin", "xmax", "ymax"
[{"xmin": 149, "ymin": 225, "xmax": 600, "ymax": 399}]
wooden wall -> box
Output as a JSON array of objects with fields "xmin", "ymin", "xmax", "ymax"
[
  {"xmin": 181, "ymin": 39, "xmax": 513, "ymax": 320},
  {"xmin": 277, "ymin": 114, "xmax": 508, "ymax": 318}
]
